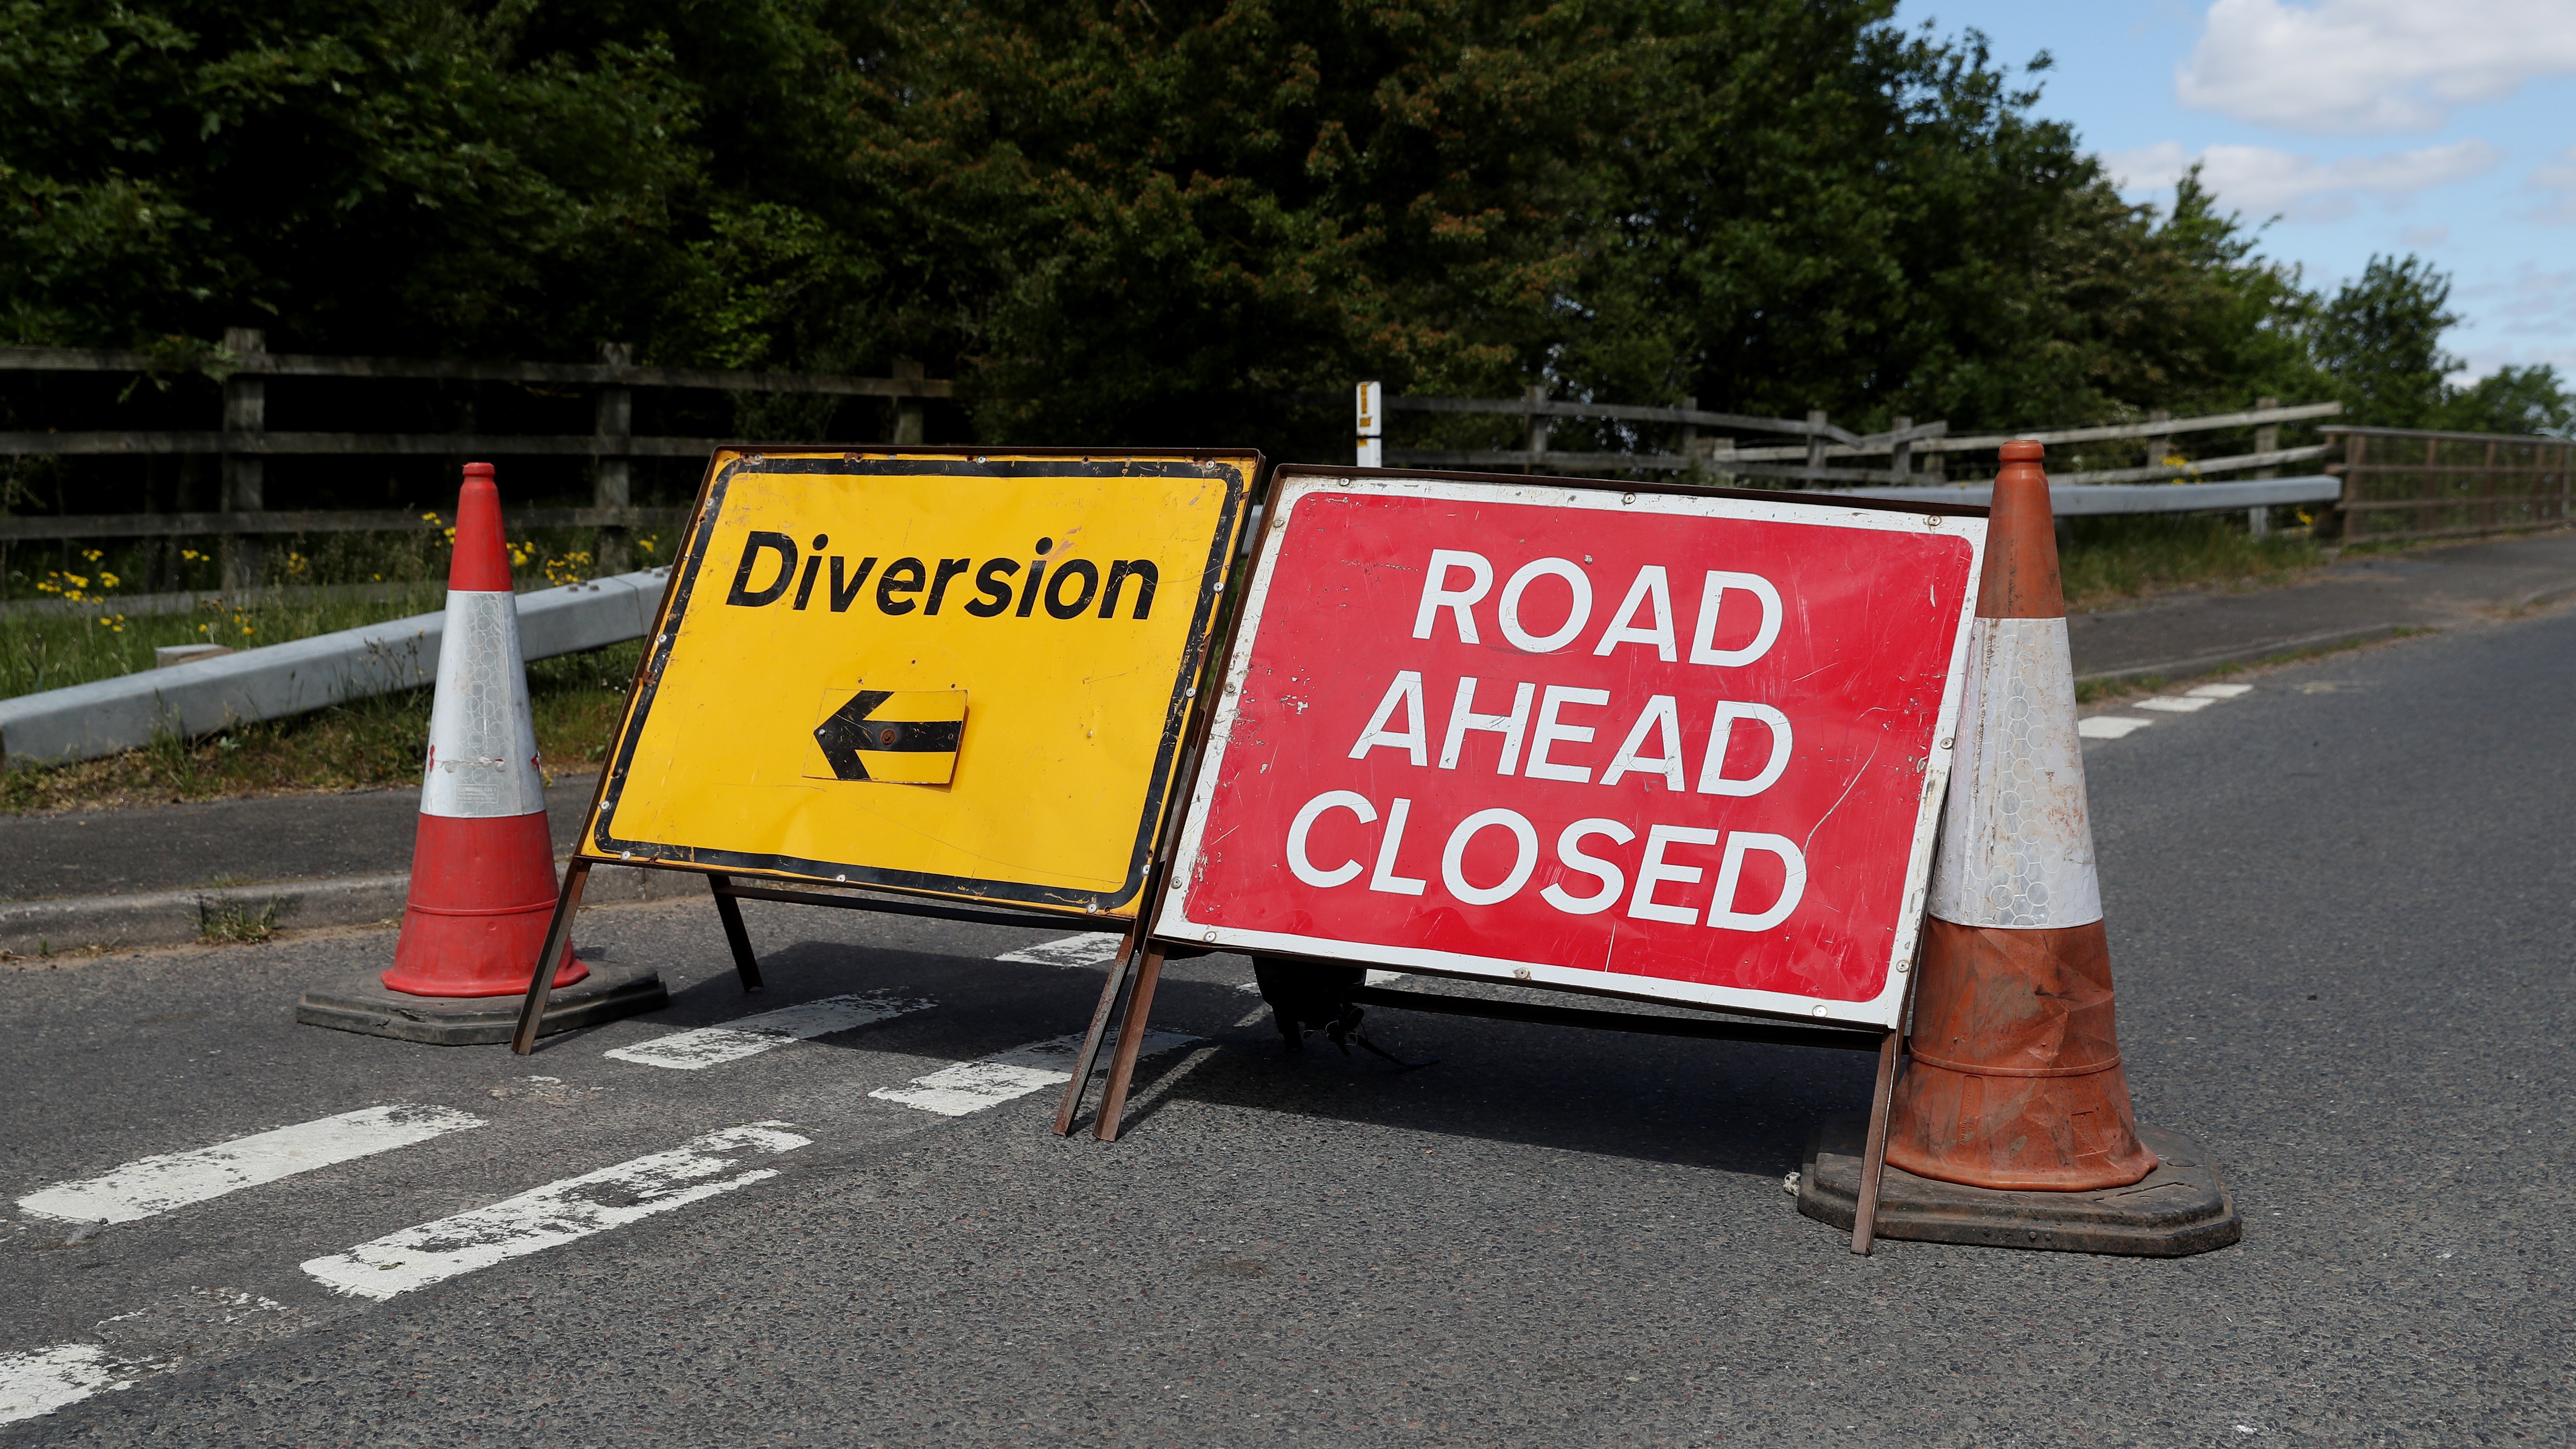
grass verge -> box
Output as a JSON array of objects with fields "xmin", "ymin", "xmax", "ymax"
[
  {"xmin": 2061, "ymin": 512, "xmax": 2328, "ymax": 612},
  {"xmin": 0, "ymin": 640, "xmax": 643, "ymax": 814},
  {"xmin": 0, "ymin": 586, "xmax": 451, "ymax": 698}
]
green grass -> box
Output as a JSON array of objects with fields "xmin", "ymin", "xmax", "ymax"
[
  {"xmin": 2060, "ymin": 512, "xmax": 2328, "ymax": 612},
  {"xmin": 0, "ymin": 587, "xmax": 451, "ymax": 698},
  {"xmin": 0, "ymin": 640, "xmax": 644, "ymax": 814}
]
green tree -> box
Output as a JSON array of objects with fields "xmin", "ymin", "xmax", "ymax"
[
  {"xmin": 2436, "ymin": 363, "xmax": 2575, "ymax": 437},
  {"xmin": 0, "ymin": 0, "xmax": 2393, "ymax": 461},
  {"xmin": 2307, "ymin": 254, "xmax": 2460, "ymax": 428}
]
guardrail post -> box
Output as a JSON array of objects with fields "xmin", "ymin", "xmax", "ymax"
[
  {"xmin": 2250, "ymin": 397, "xmax": 2277, "ymax": 537},
  {"xmin": 1806, "ymin": 410, "xmax": 1828, "ymax": 476},
  {"xmin": 1680, "ymin": 396, "xmax": 1698, "ymax": 478},
  {"xmin": 1890, "ymin": 416, "xmax": 1912, "ymax": 483},
  {"xmin": 594, "ymin": 342, "xmax": 633, "ymax": 573},
  {"xmin": 1356, "ymin": 381, "xmax": 1382, "ymax": 468},
  {"xmin": 1525, "ymin": 384, "xmax": 1549, "ymax": 474},
  {"xmin": 893, "ymin": 358, "xmax": 927, "ymax": 445},
  {"xmin": 220, "ymin": 327, "xmax": 266, "ymax": 593}
]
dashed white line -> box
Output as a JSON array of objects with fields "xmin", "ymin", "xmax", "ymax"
[
  {"xmin": 16, "ymin": 1105, "xmax": 486, "ymax": 1225},
  {"xmin": 2083, "ymin": 684, "xmax": 2256, "ymax": 741},
  {"xmin": 870, "ymin": 1030, "xmax": 1199, "ymax": 1117},
  {"xmin": 301, "ymin": 1122, "xmax": 810, "ymax": 1300},
  {"xmin": 995, "ymin": 932, "xmax": 1127, "ymax": 967},
  {"xmin": 603, "ymin": 993, "xmax": 933, "ymax": 1070},
  {"xmin": 0, "ymin": 1343, "xmax": 129, "ymax": 1426}
]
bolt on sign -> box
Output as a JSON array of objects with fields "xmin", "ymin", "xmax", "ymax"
[
  {"xmin": 581, "ymin": 449, "xmax": 1259, "ymax": 916},
  {"xmin": 1155, "ymin": 467, "xmax": 1987, "ymax": 1027}
]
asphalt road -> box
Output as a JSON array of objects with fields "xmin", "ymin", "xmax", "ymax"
[{"xmin": 3, "ymin": 604, "xmax": 2570, "ymax": 1446}]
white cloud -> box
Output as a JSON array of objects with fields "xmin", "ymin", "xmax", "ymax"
[
  {"xmin": 2452, "ymin": 263, "xmax": 2576, "ymax": 378},
  {"xmin": 2105, "ymin": 139, "xmax": 2502, "ymax": 221},
  {"xmin": 2529, "ymin": 145, "xmax": 2576, "ymax": 223},
  {"xmin": 2178, "ymin": 0, "xmax": 2576, "ymax": 135}
]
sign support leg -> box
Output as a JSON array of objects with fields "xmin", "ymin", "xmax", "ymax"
[
  {"xmin": 1851, "ymin": 1028, "xmax": 1902, "ymax": 1255},
  {"xmin": 1052, "ymin": 925, "xmax": 1141, "ymax": 1136},
  {"xmin": 509, "ymin": 860, "xmax": 592, "ymax": 1055},
  {"xmin": 707, "ymin": 874, "xmax": 765, "ymax": 993},
  {"xmin": 1092, "ymin": 946, "xmax": 1169, "ymax": 1142}
]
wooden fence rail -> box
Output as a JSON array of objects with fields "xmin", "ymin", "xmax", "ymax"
[
  {"xmin": 2326, "ymin": 426, "xmax": 2576, "ymax": 544},
  {"xmin": 1357, "ymin": 384, "xmax": 2344, "ymax": 506},
  {"xmin": 0, "ymin": 333, "xmax": 950, "ymax": 586}
]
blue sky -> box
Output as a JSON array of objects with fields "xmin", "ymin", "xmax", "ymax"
[{"xmin": 1889, "ymin": 0, "xmax": 2576, "ymax": 383}]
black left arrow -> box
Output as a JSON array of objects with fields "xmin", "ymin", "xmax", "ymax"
[{"xmin": 812, "ymin": 690, "xmax": 966, "ymax": 781}]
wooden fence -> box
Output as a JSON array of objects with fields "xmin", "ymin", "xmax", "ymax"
[
  {"xmin": 2325, "ymin": 426, "xmax": 2576, "ymax": 544},
  {"xmin": 1360, "ymin": 387, "xmax": 2342, "ymax": 523},
  {"xmin": 0, "ymin": 331, "xmax": 953, "ymax": 586}
]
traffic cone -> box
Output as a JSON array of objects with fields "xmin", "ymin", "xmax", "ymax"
[
  {"xmin": 1884, "ymin": 440, "xmax": 2157, "ymax": 1191},
  {"xmin": 379, "ymin": 462, "xmax": 587, "ymax": 998}
]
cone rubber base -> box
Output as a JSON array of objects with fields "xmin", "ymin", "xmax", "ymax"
[
  {"xmin": 1797, "ymin": 1116, "xmax": 2241, "ymax": 1257},
  {"xmin": 296, "ymin": 961, "xmax": 666, "ymax": 1046}
]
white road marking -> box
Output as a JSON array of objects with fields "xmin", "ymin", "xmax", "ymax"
[
  {"xmin": 1364, "ymin": 970, "xmax": 1406, "ymax": 986},
  {"xmin": 16, "ymin": 1105, "xmax": 485, "ymax": 1225},
  {"xmin": 302, "ymin": 1123, "xmax": 810, "ymax": 1300},
  {"xmin": 869, "ymin": 1030, "xmax": 1200, "ymax": 1117},
  {"xmin": 2135, "ymin": 696, "xmax": 2215, "ymax": 713},
  {"xmin": 2077, "ymin": 717, "xmax": 2154, "ymax": 739},
  {"xmin": 2187, "ymin": 683, "xmax": 2254, "ymax": 699},
  {"xmin": 0, "ymin": 1343, "xmax": 128, "ymax": 1426},
  {"xmin": 603, "ymin": 993, "xmax": 933, "ymax": 1070},
  {"xmin": 995, "ymin": 932, "xmax": 1126, "ymax": 967}
]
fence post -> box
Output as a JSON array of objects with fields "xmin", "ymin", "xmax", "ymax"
[
  {"xmin": 594, "ymin": 342, "xmax": 633, "ymax": 574},
  {"xmin": 2143, "ymin": 408, "xmax": 2171, "ymax": 473},
  {"xmin": 1680, "ymin": 397, "xmax": 1698, "ymax": 478},
  {"xmin": 1525, "ymin": 384, "xmax": 1549, "ymax": 474},
  {"xmin": 1889, "ymin": 416, "xmax": 1912, "ymax": 483},
  {"xmin": 220, "ymin": 327, "xmax": 266, "ymax": 593},
  {"xmin": 1356, "ymin": 381, "xmax": 1382, "ymax": 468},
  {"xmin": 2338, "ymin": 433, "xmax": 2367, "ymax": 544},
  {"xmin": 1805, "ymin": 410, "xmax": 1828, "ymax": 479},
  {"xmin": 2422, "ymin": 434, "xmax": 2442, "ymax": 542},
  {"xmin": 893, "ymin": 359, "xmax": 927, "ymax": 445},
  {"xmin": 2250, "ymin": 396, "xmax": 2278, "ymax": 538}
]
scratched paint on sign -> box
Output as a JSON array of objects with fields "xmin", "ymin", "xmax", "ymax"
[{"xmin": 1156, "ymin": 470, "xmax": 1986, "ymax": 1028}]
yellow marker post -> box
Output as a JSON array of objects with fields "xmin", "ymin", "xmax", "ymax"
[{"xmin": 512, "ymin": 446, "xmax": 1260, "ymax": 1054}]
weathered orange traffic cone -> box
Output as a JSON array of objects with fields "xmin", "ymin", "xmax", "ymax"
[
  {"xmin": 378, "ymin": 462, "xmax": 588, "ymax": 998},
  {"xmin": 1884, "ymin": 440, "xmax": 2156, "ymax": 1190}
]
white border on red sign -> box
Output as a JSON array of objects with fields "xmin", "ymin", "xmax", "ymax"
[{"xmin": 1155, "ymin": 470, "xmax": 1990, "ymax": 1030}]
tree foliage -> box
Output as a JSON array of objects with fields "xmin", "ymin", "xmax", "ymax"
[{"xmin": 0, "ymin": 0, "xmax": 2559, "ymax": 454}]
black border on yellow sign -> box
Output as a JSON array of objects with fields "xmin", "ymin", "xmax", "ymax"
[{"xmin": 580, "ymin": 447, "xmax": 1257, "ymax": 918}]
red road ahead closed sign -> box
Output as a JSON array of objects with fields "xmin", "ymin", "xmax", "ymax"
[{"xmin": 1156, "ymin": 469, "xmax": 1989, "ymax": 1028}]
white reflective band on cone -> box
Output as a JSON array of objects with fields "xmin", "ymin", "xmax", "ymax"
[
  {"xmin": 1928, "ymin": 615, "xmax": 2103, "ymax": 928},
  {"xmin": 418, "ymin": 589, "xmax": 545, "ymax": 819}
]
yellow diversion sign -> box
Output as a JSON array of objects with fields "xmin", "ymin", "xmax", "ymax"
[{"xmin": 582, "ymin": 448, "xmax": 1260, "ymax": 917}]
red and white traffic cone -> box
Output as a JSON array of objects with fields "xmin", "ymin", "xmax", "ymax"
[
  {"xmin": 379, "ymin": 462, "xmax": 587, "ymax": 998},
  {"xmin": 1885, "ymin": 440, "xmax": 2157, "ymax": 1191}
]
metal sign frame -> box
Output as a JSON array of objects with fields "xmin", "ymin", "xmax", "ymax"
[
  {"xmin": 513, "ymin": 444, "xmax": 1261, "ymax": 1055},
  {"xmin": 1064, "ymin": 463, "xmax": 1993, "ymax": 1254}
]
